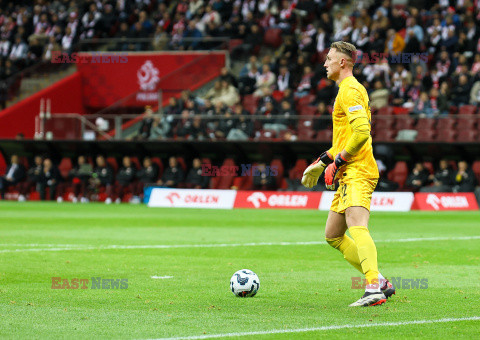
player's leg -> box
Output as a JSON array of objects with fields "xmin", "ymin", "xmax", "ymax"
[{"xmin": 325, "ymin": 210, "xmax": 363, "ymax": 273}]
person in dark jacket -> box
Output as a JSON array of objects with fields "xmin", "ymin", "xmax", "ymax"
[
  {"xmin": 115, "ymin": 156, "xmax": 137, "ymax": 202},
  {"xmin": 19, "ymin": 155, "xmax": 43, "ymax": 200},
  {"xmin": 253, "ymin": 162, "xmax": 276, "ymax": 190},
  {"xmin": 0, "ymin": 154, "xmax": 26, "ymax": 199},
  {"xmin": 453, "ymin": 161, "xmax": 476, "ymax": 192},
  {"xmin": 185, "ymin": 158, "xmax": 209, "ymax": 189},
  {"xmin": 39, "ymin": 158, "xmax": 61, "ymax": 201},
  {"xmin": 90, "ymin": 155, "xmax": 114, "ymax": 202},
  {"xmin": 405, "ymin": 162, "xmax": 430, "ymax": 192},
  {"xmin": 157, "ymin": 157, "xmax": 184, "ymax": 188},
  {"xmin": 421, "ymin": 159, "xmax": 455, "ymax": 192},
  {"xmin": 137, "ymin": 106, "xmax": 155, "ymax": 140},
  {"xmin": 70, "ymin": 155, "xmax": 93, "ymax": 201},
  {"xmin": 135, "ymin": 157, "xmax": 159, "ymax": 196}
]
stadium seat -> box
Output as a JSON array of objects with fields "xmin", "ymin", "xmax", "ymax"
[
  {"xmin": 448, "ymin": 160, "xmax": 458, "ymax": 171},
  {"xmin": 228, "ymin": 39, "xmax": 243, "ymax": 53},
  {"xmin": 376, "ymin": 107, "xmax": 394, "ymax": 115},
  {"xmin": 176, "ymin": 157, "xmax": 187, "ymax": 172},
  {"xmin": 395, "ymin": 116, "xmax": 415, "ymax": 130},
  {"xmin": 456, "ymin": 130, "xmax": 478, "ymax": 142},
  {"xmin": 392, "ymin": 106, "xmax": 411, "ymax": 115},
  {"xmin": 374, "ymin": 129, "xmax": 396, "ymax": 142},
  {"xmin": 130, "ymin": 157, "xmax": 141, "ymax": 170},
  {"xmin": 270, "ymin": 159, "xmax": 285, "ymax": 188},
  {"xmin": 423, "ymin": 161, "xmax": 434, "ymax": 174},
  {"xmin": 272, "ymin": 90, "xmax": 285, "ymax": 102},
  {"xmin": 436, "ymin": 117, "xmax": 456, "ymax": 130},
  {"xmin": 435, "ymin": 129, "xmax": 456, "ymax": 142},
  {"xmin": 297, "ymin": 127, "xmax": 315, "ymax": 141},
  {"xmin": 297, "ymin": 94, "xmax": 316, "ymax": 108},
  {"xmin": 388, "ymin": 161, "xmax": 408, "ymax": 188},
  {"xmin": 107, "ymin": 157, "xmax": 118, "ymax": 173},
  {"xmin": 472, "ymin": 161, "xmax": 480, "ymax": 185},
  {"xmin": 374, "ymin": 117, "xmax": 395, "ymax": 130},
  {"xmin": 315, "ymin": 129, "xmax": 333, "ymax": 141},
  {"xmin": 415, "ymin": 129, "xmax": 436, "ymax": 141},
  {"xmin": 289, "ymin": 159, "xmax": 308, "ymax": 181},
  {"xmin": 458, "ymin": 105, "xmax": 478, "ymax": 115},
  {"xmin": 215, "ymin": 158, "xmax": 236, "ymax": 189},
  {"xmin": 264, "ymin": 28, "xmax": 283, "ymax": 48},
  {"xmin": 456, "ymin": 117, "xmax": 476, "ymax": 130},
  {"xmin": 151, "ymin": 157, "xmax": 164, "ymax": 179},
  {"xmin": 58, "ymin": 157, "xmax": 72, "ymax": 179},
  {"xmin": 300, "ymin": 106, "xmax": 317, "ymax": 116},
  {"xmin": 416, "ymin": 118, "xmax": 436, "ymax": 130},
  {"xmin": 257, "ymin": 129, "xmax": 277, "ymax": 140}
]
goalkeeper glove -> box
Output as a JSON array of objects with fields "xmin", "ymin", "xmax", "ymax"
[
  {"xmin": 301, "ymin": 152, "xmax": 333, "ymax": 188},
  {"xmin": 324, "ymin": 153, "xmax": 348, "ymax": 190}
]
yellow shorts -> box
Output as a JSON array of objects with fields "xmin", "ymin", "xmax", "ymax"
[{"xmin": 330, "ymin": 177, "xmax": 378, "ymax": 214}]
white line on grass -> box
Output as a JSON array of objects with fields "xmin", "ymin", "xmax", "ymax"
[
  {"xmin": 154, "ymin": 316, "xmax": 480, "ymax": 340},
  {"xmin": 151, "ymin": 276, "xmax": 174, "ymax": 279},
  {"xmin": 1, "ymin": 235, "xmax": 480, "ymax": 253}
]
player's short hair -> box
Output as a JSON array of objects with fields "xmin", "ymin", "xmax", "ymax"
[{"xmin": 330, "ymin": 41, "xmax": 357, "ymax": 64}]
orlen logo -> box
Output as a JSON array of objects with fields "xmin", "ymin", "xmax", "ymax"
[
  {"xmin": 371, "ymin": 196, "xmax": 395, "ymax": 206},
  {"xmin": 246, "ymin": 192, "xmax": 267, "ymax": 208},
  {"xmin": 138, "ymin": 60, "xmax": 159, "ymax": 90},
  {"xmin": 166, "ymin": 192, "xmax": 181, "ymax": 205},
  {"xmin": 426, "ymin": 194, "xmax": 469, "ymax": 210},
  {"xmin": 246, "ymin": 192, "xmax": 309, "ymax": 208}
]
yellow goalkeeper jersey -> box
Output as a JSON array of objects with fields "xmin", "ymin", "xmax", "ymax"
[{"xmin": 330, "ymin": 76, "xmax": 379, "ymax": 180}]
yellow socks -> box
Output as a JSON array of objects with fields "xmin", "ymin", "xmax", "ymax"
[
  {"xmin": 326, "ymin": 235, "xmax": 363, "ymax": 273},
  {"xmin": 348, "ymin": 226, "xmax": 379, "ymax": 287}
]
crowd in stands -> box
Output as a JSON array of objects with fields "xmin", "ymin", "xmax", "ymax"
[
  {"xmin": 125, "ymin": 0, "xmax": 480, "ymax": 141},
  {"xmin": 1, "ymin": 153, "xmax": 479, "ymax": 202}
]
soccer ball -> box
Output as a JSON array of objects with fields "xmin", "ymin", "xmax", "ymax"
[{"xmin": 230, "ymin": 269, "xmax": 260, "ymax": 297}]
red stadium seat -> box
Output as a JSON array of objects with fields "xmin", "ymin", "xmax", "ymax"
[
  {"xmin": 58, "ymin": 157, "xmax": 72, "ymax": 179},
  {"xmin": 297, "ymin": 94, "xmax": 316, "ymax": 108},
  {"xmin": 257, "ymin": 129, "xmax": 277, "ymax": 140},
  {"xmin": 456, "ymin": 130, "xmax": 478, "ymax": 142},
  {"xmin": 107, "ymin": 157, "xmax": 118, "ymax": 173},
  {"xmin": 270, "ymin": 159, "xmax": 285, "ymax": 188},
  {"xmin": 388, "ymin": 161, "xmax": 408, "ymax": 188},
  {"xmin": 395, "ymin": 116, "xmax": 415, "ymax": 130},
  {"xmin": 176, "ymin": 157, "xmax": 187, "ymax": 172},
  {"xmin": 297, "ymin": 127, "xmax": 315, "ymax": 141},
  {"xmin": 472, "ymin": 161, "xmax": 480, "ymax": 185},
  {"xmin": 435, "ymin": 128, "xmax": 457, "ymax": 142},
  {"xmin": 374, "ymin": 117, "xmax": 395, "ymax": 130},
  {"xmin": 215, "ymin": 158, "xmax": 236, "ymax": 189},
  {"xmin": 130, "ymin": 157, "xmax": 141, "ymax": 170},
  {"xmin": 423, "ymin": 161, "xmax": 434, "ymax": 174},
  {"xmin": 315, "ymin": 129, "xmax": 333, "ymax": 141},
  {"xmin": 376, "ymin": 107, "xmax": 394, "ymax": 115},
  {"xmin": 264, "ymin": 28, "xmax": 283, "ymax": 48},
  {"xmin": 416, "ymin": 118, "xmax": 436, "ymax": 130},
  {"xmin": 458, "ymin": 105, "xmax": 478, "ymax": 115},
  {"xmin": 456, "ymin": 117, "xmax": 476, "ymax": 130},
  {"xmin": 436, "ymin": 117, "xmax": 456, "ymax": 130},
  {"xmin": 415, "ymin": 129, "xmax": 436, "ymax": 141},
  {"xmin": 300, "ymin": 106, "xmax": 317, "ymax": 116},
  {"xmin": 151, "ymin": 157, "xmax": 164, "ymax": 179},
  {"xmin": 289, "ymin": 159, "xmax": 308, "ymax": 180},
  {"xmin": 375, "ymin": 129, "xmax": 396, "ymax": 142},
  {"xmin": 392, "ymin": 106, "xmax": 411, "ymax": 115}
]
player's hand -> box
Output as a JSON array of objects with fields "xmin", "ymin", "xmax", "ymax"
[
  {"xmin": 301, "ymin": 152, "xmax": 333, "ymax": 188},
  {"xmin": 324, "ymin": 154, "xmax": 348, "ymax": 190}
]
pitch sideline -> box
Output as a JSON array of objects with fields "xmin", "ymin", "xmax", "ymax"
[
  {"xmin": 0, "ymin": 235, "xmax": 480, "ymax": 253},
  {"xmin": 154, "ymin": 316, "xmax": 480, "ymax": 340}
]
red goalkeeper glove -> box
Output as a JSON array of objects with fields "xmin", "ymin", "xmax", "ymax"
[{"xmin": 324, "ymin": 154, "xmax": 348, "ymax": 190}]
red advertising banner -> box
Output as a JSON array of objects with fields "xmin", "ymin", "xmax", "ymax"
[
  {"xmin": 76, "ymin": 52, "xmax": 226, "ymax": 108},
  {"xmin": 234, "ymin": 191, "xmax": 322, "ymax": 209},
  {"xmin": 413, "ymin": 193, "xmax": 479, "ymax": 211}
]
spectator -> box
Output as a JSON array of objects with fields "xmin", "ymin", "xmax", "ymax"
[
  {"xmin": 412, "ymin": 91, "xmax": 436, "ymax": 117},
  {"xmin": 406, "ymin": 162, "xmax": 430, "ymax": 191},
  {"xmin": 115, "ymin": 156, "xmax": 137, "ymax": 203},
  {"xmin": 453, "ymin": 161, "xmax": 476, "ymax": 192},
  {"xmin": 232, "ymin": 23, "xmax": 263, "ymax": 59},
  {"xmin": 226, "ymin": 104, "xmax": 253, "ymax": 140},
  {"xmin": 437, "ymin": 82, "xmax": 450, "ymax": 114},
  {"xmin": 276, "ymin": 65, "xmax": 293, "ymax": 92},
  {"xmin": 219, "ymin": 67, "xmax": 238, "ymax": 88},
  {"xmin": 420, "ymin": 159, "xmax": 455, "ymax": 192},
  {"xmin": 253, "ymin": 64, "xmax": 276, "ymax": 97},
  {"xmin": 385, "ymin": 28, "xmax": 405, "ymax": 55},
  {"xmin": 204, "ymin": 81, "xmax": 223, "ymax": 103},
  {"xmin": 295, "ymin": 65, "xmax": 314, "ymax": 97},
  {"xmin": 157, "ymin": 157, "xmax": 184, "ymax": 188},
  {"xmin": 135, "ymin": 157, "xmax": 159, "ymax": 196},
  {"xmin": 313, "ymin": 102, "xmax": 330, "ymax": 131},
  {"xmin": 89, "ymin": 155, "xmax": 114, "ymax": 204},
  {"xmin": 253, "ymin": 163, "xmax": 276, "ymax": 190},
  {"xmin": 0, "ymin": 155, "xmax": 26, "ymax": 199},
  {"xmin": 39, "ymin": 158, "xmax": 61, "ymax": 201},
  {"xmin": 451, "ymin": 75, "xmax": 471, "ymax": 106},
  {"xmin": 185, "ymin": 158, "xmax": 209, "ymax": 189},
  {"xmin": 9, "ymin": 36, "xmax": 28, "ymax": 63},
  {"xmin": 214, "ymin": 79, "xmax": 240, "ymax": 106},
  {"xmin": 70, "ymin": 155, "xmax": 93, "ymax": 203},
  {"xmin": 137, "ymin": 106, "xmax": 155, "ymax": 140},
  {"xmin": 375, "ymin": 159, "xmax": 399, "ymax": 192},
  {"xmin": 19, "ymin": 155, "xmax": 43, "ymax": 201},
  {"xmin": 370, "ymin": 80, "xmax": 390, "ymax": 109},
  {"xmin": 150, "ymin": 114, "xmax": 172, "ymax": 140}
]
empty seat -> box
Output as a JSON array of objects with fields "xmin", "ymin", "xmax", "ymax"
[
  {"xmin": 472, "ymin": 161, "xmax": 480, "ymax": 185},
  {"xmin": 106, "ymin": 157, "xmax": 118, "ymax": 173},
  {"xmin": 388, "ymin": 161, "xmax": 408, "ymax": 188},
  {"xmin": 423, "ymin": 161, "xmax": 434, "ymax": 174},
  {"xmin": 376, "ymin": 107, "xmax": 394, "ymax": 115},
  {"xmin": 456, "ymin": 130, "xmax": 478, "ymax": 142},
  {"xmin": 270, "ymin": 159, "xmax": 285, "ymax": 188},
  {"xmin": 375, "ymin": 129, "xmax": 396, "ymax": 141},
  {"xmin": 436, "ymin": 117, "xmax": 456, "ymax": 130},
  {"xmin": 257, "ymin": 129, "xmax": 277, "ymax": 140},
  {"xmin": 458, "ymin": 105, "xmax": 478, "ymax": 115},
  {"xmin": 316, "ymin": 129, "xmax": 333, "ymax": 141},
  {"xmin": 416, "ymin": 129, "xmax": 436, "ymax": 141},
  {"xmin": 151, "ymin": 157, "xmax": 164, "ymax": 179},
  {"xmin": 300, "ymin": 106, "xmax": 317, "ymax": 116},
  {"xmin": 297, "ymin": 94, "xmax": 316, "ymax": 108},
  {"xmin": 374, "ymin": 118, "xmax": 395, "ymax": 130},
  {"xmin": 435, "ymin": 128, "xmax": 456, "ymax": 142},
  {"xmin": 456, "ymin": 117, "xmax": 476, "ymax": 130},
  {"xmin": 264, "ymin": 28, "xmax": 283, "ymax": 48},
  {"xmin": 395, "ymin": 116, "xmax": 415, "ymax": 130},
  {"xmin": 58, "ymin": 157, "xmax": 72, "ymax": 179},
  {"xmin": 289, "ymin": 159, "xmax": 308, "ymax": 181},
  {"xmin": 297, "ymin": 128, "xmax": 315, "ymax": 141},
  {"xmin": 416, "ymin": 118, "xmax": 436, "ymax": 130}
]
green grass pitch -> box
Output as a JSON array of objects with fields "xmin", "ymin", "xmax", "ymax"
[{"xmin": 1, "ymin": 202, "xmax": 479, "ymax": 339}]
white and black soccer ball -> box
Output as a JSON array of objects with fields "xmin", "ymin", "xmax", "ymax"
[{"xmin": 230, "ymin": 269, "xmax": 260, "ymax": 297}]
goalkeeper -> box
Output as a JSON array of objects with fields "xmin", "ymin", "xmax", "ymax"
[{"xmin": 302, "ymin": 42, "xmax": 395, "ymax": 307}]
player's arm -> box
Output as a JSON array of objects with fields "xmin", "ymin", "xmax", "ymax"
[{"xmin": 325, "ymin": 87, "xmax": 371, "ymax": 189}]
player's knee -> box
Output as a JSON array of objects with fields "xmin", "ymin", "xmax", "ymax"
[{"xmin": 325, "ymin": 235, "xmax": 343, "ymax": 249}]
